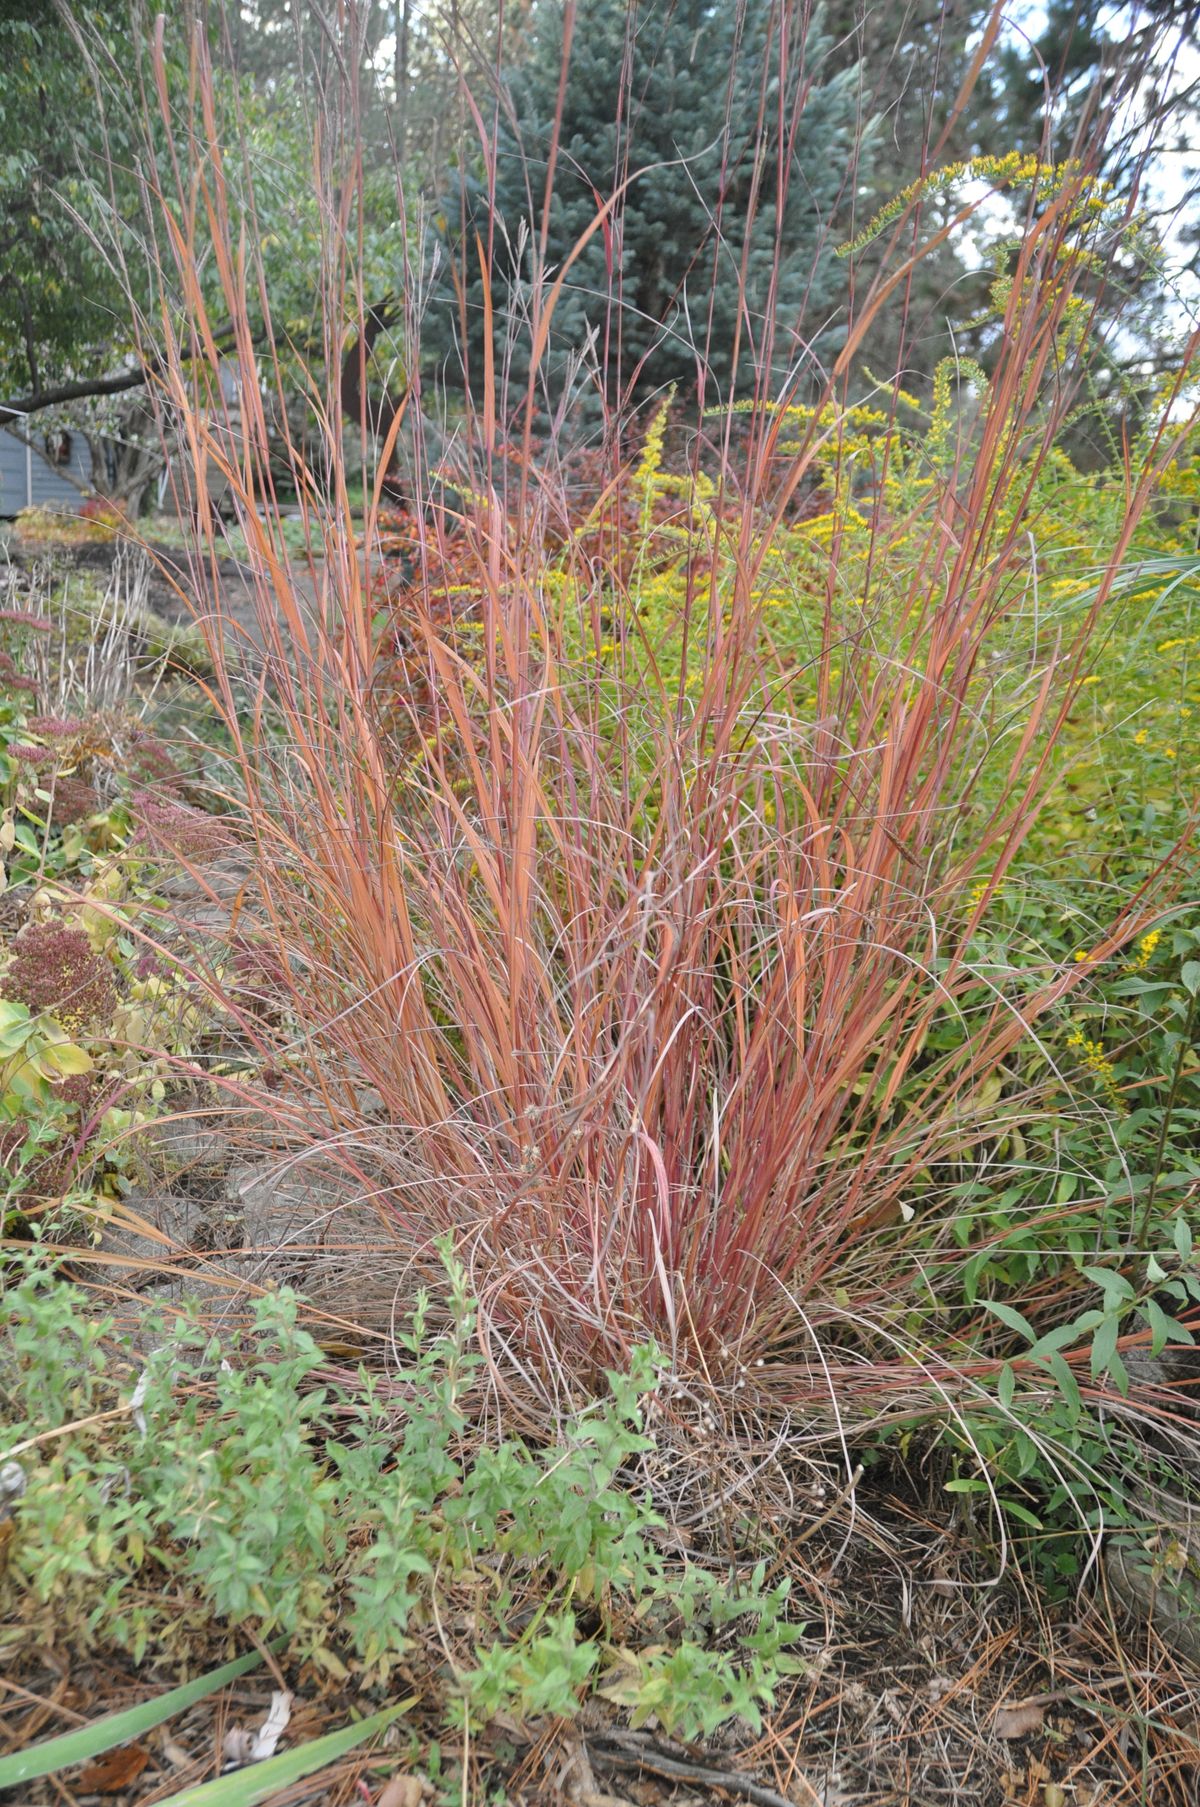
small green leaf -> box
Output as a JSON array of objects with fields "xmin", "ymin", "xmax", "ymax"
[
  {"xmin": 1090, "ymin": 1315, "xmax": 1120, "ymax": 1381},
  {"xmin": 986, "ymin": 1300, "xmax": 1036, "ymax": 1344},
  {"xmin": 1181, "ymin": 961, "xmax": 1200, "ymax": 997},
  {"xmin": 42, "ymin": 1040, "xmax": 93, "ymax": 1076},
  {"xmin": 0, "ymin": 1000, "xmax": 33, "ymax": 1034},
  {"xmin": 1144, "ymin": 1297, "xmax": 1194, "ymax": 1356},
  {"xmin": 1044, "ymin": 1352, "xmax": 1082, "ymax": 1420},
  {"xmin": 1000, "ymin": 1498, "xmax": 1043, "ymax": 1530},
  {"xmin": 1030, "ymin": 1321, "xmax": 1084, "ymax": 1358},
  {"xmin": 1081, "ymin": 1265, "xmax": 1134, "ymax": 1303},
  {"xmin": 997, "ymin": 1363, "xmax": 1015, "ymax": 1410}
]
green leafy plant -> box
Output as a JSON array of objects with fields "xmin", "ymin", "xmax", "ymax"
[
  {"xmin": 0, "ymin": 610, "xmax": 234, "ymax": 1217},
  {"xmin": 0, "ymin": 997, "xmax": 93, "ymax": 1102},
  {"xmin": 0, "ymin": 1246, "xmax": 803, "ymax": 1740}
]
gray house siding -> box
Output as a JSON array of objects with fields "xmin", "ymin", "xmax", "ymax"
[{"xmin": 0, "ymin": 424, "xmax": 91, "ymax": 516}]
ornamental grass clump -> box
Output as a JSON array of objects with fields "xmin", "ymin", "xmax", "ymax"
[{"xmin": 102, "ymin": 4, "xmax": 1200, "ymax": 1456}]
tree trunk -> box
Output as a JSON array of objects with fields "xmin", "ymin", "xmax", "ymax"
[
  {"xmin": 340, "ymin": 304, "xmax": 409, "ymax": 504},
  {"xmin": 81, "ymin": 403, "xmax": 166, "ymax": 516}
]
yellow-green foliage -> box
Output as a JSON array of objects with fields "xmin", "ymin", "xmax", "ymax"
[
  {"xmin": 553, "ymin": 372, "xmax": 1200, "ymax": 847},
  {"xmin": 836, "ymin": 153, "xmax": 1129, "ymax": 258},
  {"xmin": 14, "ymin": 504, "xmax": 121, "ymax": 546}
]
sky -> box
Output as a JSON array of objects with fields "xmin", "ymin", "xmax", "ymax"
[{"xmin": 1007, "ymin": 1, "xmax": 1200, "ymax": 323}]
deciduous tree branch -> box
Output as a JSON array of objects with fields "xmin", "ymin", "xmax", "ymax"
[
  {"xmin": 1, "ymin": 321, "xmax": 249, "ymax": 427},
  {"xmin": 0, "ymin": 365, "xmax": 150, "ymax": 426}
]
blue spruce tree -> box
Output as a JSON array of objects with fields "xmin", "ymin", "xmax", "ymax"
[{"xmin": 431, "ymin": 0, "xmax": 866, "ymax": 422}]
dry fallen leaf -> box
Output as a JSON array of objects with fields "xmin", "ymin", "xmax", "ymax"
[
  {"xmin": 128, "ymin": 1371, "xmax": 150, "ymax": 1437},
  {"xmin": 994, "ymin": 1700, "xmax": 1046, "ymax": 1740},
  {"xmin": 375, "ymin": 1774, "xmax": 428, "ymax": 1807},
  {"xmin": 0, "ymin": 1462, "xmax": 25, "ymax": 1508},
  {"xmin": 223, "ymin": 1688, "xmax": 294, "ymax": 1766},
  {"xmin": 161, "ymin": 1733, "xmax": 192, "ymax": 1768},
  {"xmin": 79, "ymin": 1743, "xmax": 150, "ymax": 1793}
]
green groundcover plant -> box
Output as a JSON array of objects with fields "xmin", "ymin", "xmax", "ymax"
[{"xmin": 0, "ymin": 1243, "xmax": 803, "ymax": 1741}]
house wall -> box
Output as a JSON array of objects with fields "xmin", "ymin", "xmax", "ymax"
[
  {"xmin": 0, "ymin": 423, "xmax": 91, "ymax": 517},
  {"xmin": 160, "ymin": 358, "xmax": 249, "ymax": 520}
]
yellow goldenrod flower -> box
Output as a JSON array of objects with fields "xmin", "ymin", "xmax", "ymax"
[
  {"xmin": 1128, "ymin": 929, "xmax": 1161, "ymax": 972},
  {"xmin": 1067, "ymin": 1028, "xmax": 1123, "ymax": 1111},
  {"xmin": 637, "ymin": 391, "xmax": 674, "ymax": 488}
]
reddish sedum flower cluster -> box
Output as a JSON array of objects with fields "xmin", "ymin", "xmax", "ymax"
[
  {"xmin": 3, "ymin": 923, "xmax": 116, "ymax": 1033},
  {"xmin": 229, "ymin": 934, "xmax": 286, "ymax": 1018},
  {"xmin": 46, "ymin": 774, "xmax": 99, "ymax": 827},
  {"xmin": 0, "ymin": 653, "xmax": 37, "ymax": 697},
  {"xmin": 6, "ymin": 740, "xmax": 97, "ymax": 827},
  {"xmin": 0, "ymin": 1071, "xmax": 97, "ymax": 1200},
  {"xmin": 131, "ymin": 791, "xmax": 232, "ymax": 863},
  {"xmin": 0, "ymin": 608, "xmax": 52, "ymax": 632},
  {"xmin": 26, "ymin": 715, "xmax": 87, "ymax": 741},
  {"xmin": 125, "ymin": 727, "xmax": 185, "ymax": 792},
  {"xmin": 231, "ymin": 935, "xmax": 283, "ymax": 982}
]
